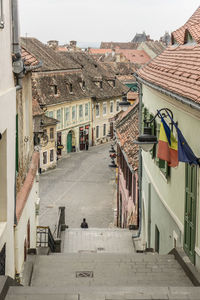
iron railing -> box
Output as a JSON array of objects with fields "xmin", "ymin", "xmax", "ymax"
[{"xmin": 36, "ymin": 226, "xmax": 56, "ymax": 252}]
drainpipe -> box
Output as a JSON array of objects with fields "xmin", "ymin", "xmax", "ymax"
[
  {"xmin": 132, "ymin": 80, "xmax": 143, "ymax": 239},
  {"xmin": 12, "ymin": 0, "xmax": 24, "ymax": 90}
]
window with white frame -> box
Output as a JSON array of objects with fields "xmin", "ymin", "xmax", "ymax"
[
  {"xmin": 43, "ymin": 151, "xmax": 47, "ymax": 165},
  {"xmin": 65, "ymin": 107, "xmax": 70, "ymax": 124},
  {"xmin": 116, "ymin": 100, "xmax": 120, "ymax": 112},
  {"xmin": 96, "ymin": 103, "xmax": 100, "ymax": 117},
  {"xmin": 110, "ymin": 101, "xmax": 114, "ymax": 113},
  {"xmin": 50, "ymin": 149, "xmax": 54, "ymax": 162},
  {"xmin": 79, "ymin": 105, "xmax": 83, "ymax": 118},
  {"xmin": 103, "ymin": 124, "xmax": 106, "ymax": 136},
  {"xmin": 85, "ymin": 103, "xmax": 89, "ymax": 117},
  {"xmin": 57, "ymin": 109, "xmax": 61, "ymax": 129},
  {"xmin": 0, "ymin": 1, "xmax": 4, "ymax": 29},
  {"xmin": 50, "ymin": 128, "xmax": 54, "ymax": 140},
  {"xmin": 49, "ymin": 111, "xmax": 53, "ymax": 118},
  {"xmin": 103, "ymin": 102, "xmax": 107, "ymax": 115},
  {"xmin": 96, "ymin": 126, "xmax": 99, "ymax": 138},
  {"xmin": 72, "ymin": 106, "xmax": 76, "ymax": 121}
]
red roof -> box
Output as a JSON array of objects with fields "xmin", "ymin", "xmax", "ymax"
[
  {"xmin": 21, "ymin": 47, "xmax": 40, "ymax": 67},
  {"xmin": 172, "ymin": 6, "xmax": 200, "ymax": 44},
  {"xmin": 88, "ymin": 48, "xmax": 113, "ymax": 54},
  {"xmin": 115, "ymin": 49, "xmax": 151, "ymax": 65},
  {"xmin": 138, "ymin": 7, "xmax": 200, "ymax": 104}
]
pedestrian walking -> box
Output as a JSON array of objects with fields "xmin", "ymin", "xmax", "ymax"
[{"xmin": 81, "ymin": 218, "xmax": 88, "ymax": 228}]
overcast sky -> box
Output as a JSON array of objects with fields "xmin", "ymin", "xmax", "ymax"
[{"xmin": 18, "ymin": 0, "xmax": 200, "ymax": 47}]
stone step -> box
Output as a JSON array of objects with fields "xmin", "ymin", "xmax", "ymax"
[{"xmin": 6, "ymin": 286, "xmax": 200, "ymax": 300}]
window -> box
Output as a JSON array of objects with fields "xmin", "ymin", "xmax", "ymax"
[
  {"xmin": 69, "ymin": 83, "xmax": 73, "ymax": 93},
  {"xmin": 116, "ymin": 100, "xmax": 120, "ymax": 112},
  {"xmin": 54, "ymin": 85, "xmax": 58, "ymax": 95},
  {"xmin": 57, "ymin": 109, "xmax": 61, "ymax": 129},
  {"xmin": 82, "ymin": 81, "xmax": 86, "ymax": 91},
  {"xmin": 49, "ymin": 111, "xmax": 53, "ymax": 118},
  {"xmin": 96, "ymin": 126, "xmax": 99, "ymax": 138},
  {"xmin": 65, "ymin": 107, "xmax": 70, "ymax": 123},
  {"xmin": 50, "ymin": 149, "xmax": 54, "ymax": 162},
  {"xmin": 96, "ymin": 103, "xmax": 100, "ymax": 117},
  {"xmin": 79, "ymin": 105, "xmax": 83, "ymax": 118},
  {"xmin": 100, "ymin": 81, "xmax": 103, "ymax": 89},
  {"xmin": 0, "ymin": 1, "xmax": 4, "ymax": 29},
  {"xmin": 85, "ymin": 103, "xmax": 89, "ymax": 117},
  {"xmin": 50, "ymin": 128, "xmax": 54, "ymax": 139},
  {"xmin": 103, "ymin": 102, "xmax": 107, "ymax": 115},
  {"xmin": 43, "ymin": 152, "xmax": 47, "ymax": 164},
  {"xmin": 72, "ymin": 106, "xmax": 76, "ymax": 121},
  {"xmin": 110, "ymin": 101, "xmax": 114, "ymax": 113},
  {"xmin": 103, "ymin": 124, "xmax": 106, "ymax": 136}
]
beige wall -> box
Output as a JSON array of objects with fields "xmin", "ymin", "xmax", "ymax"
[
  {"xmin": 0, "ymin": 0, "xmax": 16, "ymax": 277},
  {"xmin": 46, "ymin": 98, "xmax": 92, "ymax": 152},
  {"xmin": 92, "ymin": 97, "xmax": 121, "ymax": 144},
  {"xmin": 40, "ymin": 124, "xmax": 57, "ymax": 171}
]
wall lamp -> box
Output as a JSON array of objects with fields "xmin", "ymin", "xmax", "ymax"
[
  {"xmin": 119, "ymin": 87, "xmax": 133, "ymax": 111},
  {"xmin": 134, "ymin": 108, "xmax": 174, "ymax": 152}
]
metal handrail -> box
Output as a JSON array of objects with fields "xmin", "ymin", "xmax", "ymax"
[{"xmin": 36, "ymin": 226, "xmax": 56, "ymax": 252}]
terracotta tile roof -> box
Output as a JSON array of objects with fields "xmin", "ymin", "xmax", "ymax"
[
  {"xmin": 138, "ymin": 41, "xmax": 166, "ymax": 56},
  {"xmin": 100, "ymin": 42, "xmax": 138, "ymax": 50},
  {"xmin": 16, "ymin": 151, "xmax": 39, "ymax": 222},
  {"xmin": 127, "ymin": 91, "xmax": 138, "ymax": 101},
  {"xmin": 88, "ymin": 48, "xmax": 113, "ymax": 54},
  {"xmin": 115, "ymin": 102, "xmax": 139, "ymax": 170},
  {"xmin": 172, "ymin": 6, "xmax": 200, "ymax": 44},
  {"xmin": 20, "ymin": 37, "xmax": 81, "ymax": 71},
  {"xmin": 21, "ymin": 47, "xmax": 40, "ymax": 67},
  {"xmin": 138, "ymin": 7, "xmax": 200, "ymax": 104},
  {"xmin": 115, "ymin": 49, "xmax": 151, "ymax": 65}
]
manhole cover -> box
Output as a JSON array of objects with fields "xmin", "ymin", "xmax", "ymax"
[{"xmin": 76, "ymin": 271, "xmax": 93, "ymax": 278}]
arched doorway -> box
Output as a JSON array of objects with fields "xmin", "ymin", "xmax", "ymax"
[{"xmin": 67, "ymin": 130, "xmax": 75, "ymax": 153}]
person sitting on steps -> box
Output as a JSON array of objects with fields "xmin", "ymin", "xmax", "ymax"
[{"xmin": 81, "ymin": 218, "xmax": 88, "ymax": 228}]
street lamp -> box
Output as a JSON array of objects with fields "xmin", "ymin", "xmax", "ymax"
[
  {"xmin": 134, "ymin": 108, "xmax": 174, "ymax": 152},
  {"xmin": 119, "ymin": 92, "xmax": 131, "ymax": 111}
]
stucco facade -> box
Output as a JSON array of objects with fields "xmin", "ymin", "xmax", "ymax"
[
  {"xmin": 141, "ymin": 85, "xmax": 200, "ymax": 268},
  {"xmin": 46, "ymin": 98, "xmax": 92, "ymax": 154},
  {"xmin": 0, "ymin": 0, "xmax": 16, "ymax": 278},
  {"xmin": 93, "ymin": 97, "xmax": 121, "ymax": 145}
]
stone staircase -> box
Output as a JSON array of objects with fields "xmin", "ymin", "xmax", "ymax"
[{"xmin": 4, "ymin": 229, "xmax": 200, "ymax": 299}]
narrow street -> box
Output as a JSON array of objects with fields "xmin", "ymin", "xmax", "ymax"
[{"xmin": 39, "ymin": 143, "xmax": 116, "ymax": 231}]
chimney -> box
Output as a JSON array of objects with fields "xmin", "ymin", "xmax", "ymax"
[
  {"xmin": 70, "ymin": 40, "xmax": 77, "ymax": 48},
  {"xmin": 47, "ymin": 40, "xmax": 59, "ymax": 50}
]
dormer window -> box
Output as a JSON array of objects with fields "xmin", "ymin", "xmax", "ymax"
[
  {"xmin": 54, "ymin": 85, "xmax": 58, "ymax": 95},
  {"xmin": 68, "ymin": 83, "xmax": 73, "ymax": 94},
  {"xmin": 82, "ymin": 80, "xmax": 86, "ymax": 91},
  {"xmin": 100, "ymin": 81, "xmax": 103, "ymax": 89},
  {"xmin": 184, "ymin": 30, "xmax": 195, "ymax": 44}
]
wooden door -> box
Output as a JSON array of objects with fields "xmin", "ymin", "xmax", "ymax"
[
  {"xmin": 67, "ymin": 131, "xmax": 72, "ymax": 153},
  {"xmin": 184, "ymin": 164, "xmax": 197, "ymax": 264}
]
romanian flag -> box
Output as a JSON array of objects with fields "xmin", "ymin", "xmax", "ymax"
[{"xmin": 157, "ymin": 116, "xmax": 178, "ymax": 167}]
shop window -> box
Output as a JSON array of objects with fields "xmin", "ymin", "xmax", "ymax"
[
  {"xmin": 50, "ymin": 149, "xmax": 54, "ymax": 162},
  {"xmin": 43, "ymin": 152, "xmax": 47, "ymax": 165},
  {"xmin": 50, "ymin": 128, "xmax": 54, "ymax": 139},
  {"xmin": 96, "ymin": 126, "xmax": 99, "ymax": 138}
]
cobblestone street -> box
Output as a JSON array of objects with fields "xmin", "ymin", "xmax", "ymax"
[{"xmin": 39, "ymin": 143, "xmax": 116, "ymax": 231}]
